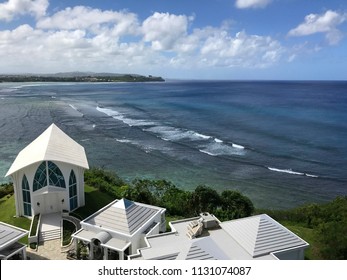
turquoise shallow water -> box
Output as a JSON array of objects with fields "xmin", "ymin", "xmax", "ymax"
[{"xmin": 0, "ymin": 81, "xmax": 346, "ymax": 209}]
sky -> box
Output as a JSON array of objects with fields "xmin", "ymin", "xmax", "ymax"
[{"xmin": 0, "ymin": 0, "xmax": 346, "ymax": 80}]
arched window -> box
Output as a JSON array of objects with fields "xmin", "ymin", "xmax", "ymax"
[
  {"xmin": 33, "ymin": 161, "xmax": 66, "ymax": 192},
  {"xmin": 69, "ymin": 170, "xmax": 78, "ymax": 210},
  {"xmin": 22, "ymin": 175, "xmax": 32, "ymax": 216},
  {"xmin": 33, "ymin": 162, "xmax": 47, "ymax": 191},
  {"xmin": 48, "ymin": 161, "xmax": 66, "ymax": 188}
]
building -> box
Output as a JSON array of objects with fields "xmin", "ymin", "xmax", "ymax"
[
  {"xmin": 0, "ymin": 222, "xmax": 28, "ymax": 260},
  {"xmin": 72, "ymin": 198, "xmax": 166, "ymax": 260},
  {"xmin": 129, "ymin": 212, "xmax": 309, "ymax": 260},
  {"xmin": 5, "ymin": 124, "xmax": 89, "ymax": 217}
]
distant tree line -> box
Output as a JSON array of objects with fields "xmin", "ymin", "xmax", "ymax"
[{"xmin": 0, "ymin": 74, "xmax": 164, "ymax": 83}]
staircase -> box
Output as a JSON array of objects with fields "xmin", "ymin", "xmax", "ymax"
[
  {"xmin": 39, "ymin": 213, "xmax": 62, "ymax": 242},
  {"xmin": 40, "ymin": 228, "xmax": 61, "ymax": 241}
]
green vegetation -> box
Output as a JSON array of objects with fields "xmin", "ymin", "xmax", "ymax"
[
  {"xmin": 258, "ymin": 196, "xmax": 347, "ymax": 259},
  {"xmin": 85, "ymin": 171, "xmax": 254, "ymax": 220},
  {"xmin": 1, "ymin": 169, "xmax": 346, "ymax": 260},
  {"xmin": 62, "ymin": 220, "xmax": 76, "ymax": 246},
  {"xmin": 29, "ymin": 214, "xmax": 39, "ymax": 237},
  {"xmin": 0, "ymin": 182, "xmax": 14, "ymax": 198}
]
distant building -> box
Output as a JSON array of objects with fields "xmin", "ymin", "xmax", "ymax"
[
  {"xmin": 72, "ymin": 198, "xmax": 166, "ymax": 260},
  {"xmin": 129, "ymin": 213, "xmax": 309, "ymax": 260},
  {"xmin": 0, "ymin": 222, "xmax": 28, "ymax": 260},
  {"xmin": 5, "ymin": 124, "xmax": 89, "ymax": 217}
]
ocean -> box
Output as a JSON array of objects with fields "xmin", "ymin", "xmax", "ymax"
[{"xmin": 0, "ymin": 80, "xmax": 346, "ymax": 209}]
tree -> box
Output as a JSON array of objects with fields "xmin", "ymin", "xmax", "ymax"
[
  {"xmin": 317, "ymin": 220, "xmax": 347, "ymax": 259},
  {"xmin": 190, "ymin": 185, "xmax": 221, "ymax": 215},
  {"xmin": 220, "ymin": 190, "xmax": 254, "ymax": 219},
  {"xmin": 124, "ymin": 179, "xmax": 156, "ymax": 205}
]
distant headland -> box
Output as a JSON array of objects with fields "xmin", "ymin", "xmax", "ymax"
[{"xmin": 0, "ymin": 72, "xmax": 165, "ymax": 83}]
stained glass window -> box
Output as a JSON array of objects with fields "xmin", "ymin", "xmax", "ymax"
[
  {"xmin": 33, "ymin": 162, "xmax": 47, "ymax": 191},
  {"xmin": 22, "ymin": 175, "xmax": 32, "ymax": 216},
  {"xmin": 69, "ymin": 170, "xmax": 78, "ymax": 210},
  {"xmin": 33, "ymin": 161, "xmax": 66, "ymax": 191}
]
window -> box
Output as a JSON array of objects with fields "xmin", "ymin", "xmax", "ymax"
[
  {"xmin": 22, "ymin": 175, "xmax": 32, "ymax": 216},
  {"xmin": 48, "ymin": 161, "xmax": 66, "ymax": 188},
  {"xmin": 33, "ymin": 161, "xmax": 66, "ymax": 191},
  {"xmin": 33, "ymin": 162, "xmax": 47, "ymax": 191},
  {"xmin": 69, "ymin": 170, "xmax": 78, "ymax": 210}
]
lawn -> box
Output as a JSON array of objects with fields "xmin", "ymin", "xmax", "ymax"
[
  {"xmin": 280, "ymin": 221, "xmax": 321, "ymax": 260},
  {"xmin": 72, "ymin": 184, "xmax": 115, "ymax": 219}
]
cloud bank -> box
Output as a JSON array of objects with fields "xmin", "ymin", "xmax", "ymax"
[{"xmin": 0, "ymin": 5, "xmax": 284, "ymax": 74}]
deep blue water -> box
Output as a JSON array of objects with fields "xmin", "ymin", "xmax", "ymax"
[{"xmin": 0, "ymin": 80, "xmax": 346, "ymax": 209}]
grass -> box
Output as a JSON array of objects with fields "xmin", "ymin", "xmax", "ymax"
[
  {"xmin": 280, "ymin": 221, "xmax": 321, "ymax": 260},
  {"xmin": 29, "ymin": 214, "xmax": 39, "ymax": 237},
  {"xmin": 73, "ymin": 184, "xmax": 115, "ymax": 219}
]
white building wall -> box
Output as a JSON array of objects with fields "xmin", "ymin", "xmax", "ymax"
[
  {"xmin": 273, "ymin": 247, "xmax": 306, "ymax": 260},
  {"xmin": 10, "ymin": 160, "xmax": 86, "ymax": 217}
]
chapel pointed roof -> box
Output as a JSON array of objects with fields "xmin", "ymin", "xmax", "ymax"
[{"xmin": 6, "ymin": 123, "xmax": 89, "ymax": 177}]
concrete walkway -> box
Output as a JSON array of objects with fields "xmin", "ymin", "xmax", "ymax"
[
  {"xmin": 27, "ymin": 212, "xmax": 71, "ymax": 260},
  {"xmin": 27, "ymin": 239, "xmax": 68, "ymax": 260}
]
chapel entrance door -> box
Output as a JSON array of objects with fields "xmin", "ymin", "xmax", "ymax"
[{"xmin": 43, "ymin": 193, "xmax": 60, "ymax": 214}]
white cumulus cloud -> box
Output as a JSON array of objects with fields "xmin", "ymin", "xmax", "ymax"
[
  {"xmin": 0, "ymin": 0, "xmax": 48, "ymax": 21},
  {"xmin": 198, "ymin": 30, "xmax": 283, "ymax": 68},
  {"xmin": 235, "ymin": 0, "xmax": 272, "ymax": 9},
  {"xmin": 288, "ymin": 10, "xmax": 347, "ymax": 45},
  {"xmin": 142, "ymin": 12, "xmax": 191, "ymax": 51},
  {"xmin": 37, "ymin": 6, "xmax": 140, "ymax": 37}
]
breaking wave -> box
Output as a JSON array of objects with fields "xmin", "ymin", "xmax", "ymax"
[
  {"xmin": 268, "ymin": 167, "xmax": 318, "ymax": 178},
  {"xmin": 97, "ymin": 105, "xmax": 246, "ymax": 158}
]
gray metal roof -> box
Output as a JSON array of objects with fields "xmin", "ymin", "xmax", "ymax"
[
  {"xmin": 220, "ymin": 214, "xmax": 308, "ymax": 257},
  {"xmin": 128, "ymin": 217, "xmax": 278, "ymax": 260},
  {"xmin": 85, "ymin": 199, "xmax": 159, "ymax": 235},
  {"xmin": 149, "ymin": 253, "xmax": 179, "ymax": 260},
  {"xmin": 0, "ymin": 222, "xmax": 28, "ymax": 250},
  {"xmin": 186, "ymin": 244, "xmax": 217, "ymax": 260}
]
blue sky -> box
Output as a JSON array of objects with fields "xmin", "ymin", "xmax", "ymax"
[{"xmin": 0, "ymin": 0, "xmax": 346, "ymax": 80}]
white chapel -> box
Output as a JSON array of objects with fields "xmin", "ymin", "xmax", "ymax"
[{"xmin": 5, "ymin": 124, "xmax": 89, "ymax": 217}]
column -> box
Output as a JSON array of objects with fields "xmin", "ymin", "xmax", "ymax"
[
  {"xmin": 103, "ymin": 247, "xmax": 108, "ymax": 260},
  {"xmin": 119, "ymin": 250, "xmax": 124, "ymax": 260},
  {"xmin": 89, "ymin": 243, "xmax": 94, "ymax": 260},
  {"xmin": 22, "ymin": 248, "xmax": 27, "ymax": 260}
]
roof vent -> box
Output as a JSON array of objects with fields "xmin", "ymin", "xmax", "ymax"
[{"xmin": 200, "ymin": 212, "xmax": 219, "ymax": 229}]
